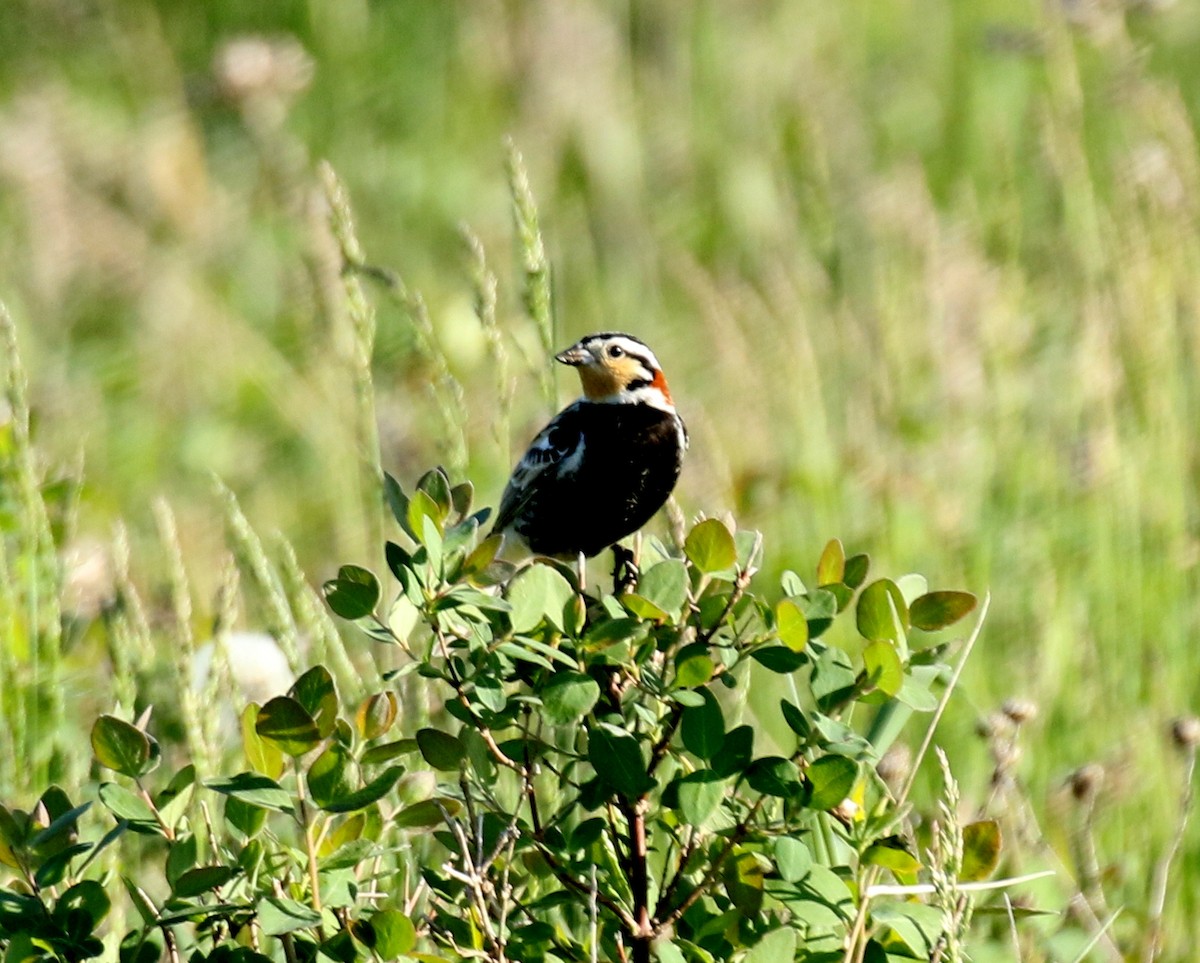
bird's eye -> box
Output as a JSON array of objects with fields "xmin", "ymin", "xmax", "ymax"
[{"xmin": 607, "ymin": 344, "xmax": 624, "ymax": 358}]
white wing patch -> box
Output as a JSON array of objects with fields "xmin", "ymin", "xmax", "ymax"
[
  {"xmin": 558, "ymin": 436, "xmax": 585, "ymax": 475},
  {"xmin": 493, "ymin": 402, "xmax": 586, "ymax": 534}
]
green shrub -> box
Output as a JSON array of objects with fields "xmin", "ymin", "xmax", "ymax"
[{"xmin": 1, "ymin": 463, "xmax": 992, "ymax": 962}]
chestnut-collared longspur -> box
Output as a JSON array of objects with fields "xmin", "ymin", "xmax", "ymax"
[{"xmin": 492, "ymin": 332, "xmax": 687, "ymax": 560}]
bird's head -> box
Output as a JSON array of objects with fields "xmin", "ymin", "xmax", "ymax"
[{"xmin": 555, "ymin": 332, "xmax": 674, "ymax": 409}]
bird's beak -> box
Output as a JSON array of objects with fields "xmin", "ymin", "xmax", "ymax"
[{"xmin": 554, "ymin": 344, "xmax": 591, "ymax": 366}]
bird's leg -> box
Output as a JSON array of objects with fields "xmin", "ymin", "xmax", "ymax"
[
  {"xmin": 611, "ymin": 544, "xmax": 639, "ymax": 595},
  {"xmin": 577, "ymin": 551, "xmax": 587, "ymax": 592}
]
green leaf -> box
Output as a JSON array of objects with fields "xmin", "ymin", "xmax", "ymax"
[
  {"xmin": 870, "ymin": 902, "xmax": 943, "ymax": 958},
  {"xmin": 91, "ymin": 715, "xmax": 154, "ymax": 778},
  {"xmin": 775, "ymin": 599, "xmax": 808, "ymax": 652},
  {"xmin": 256, "ymin": 697, "xmax": 321, "ymax": 757},
  {"xmin": 961, "ymin": 820, "xmax": 1002, "ymax": 881},
  {"xmin": 355, "ymin": 692, "xmax": 399, "ymax": 741},
  {"xmin": 224, "ymin": 795, "xmax": 267, "ymax": 838},
  {"xmin": 773, "ymin": 836, "xmax": 812, "ymax": 882},
  {"xmin": 121, "ymin": 877, "xmax": 159, "ymax": 926},
  {"xmin": 507, "ymin": 563, "xmax": 575, "ymax": 633},
  {"xmin": 416, "ymin": 467, "xmax": 452, "ymax": 520},
  {"xmin": 681, "ymin": 689, "xmax": 725, "ymax": 760},
  {"xmin": 97, "ymin": 784, "xmax": 161, "ymax": 835},
  {"xmin": 816, "ymin": 538, "xmax": 845, "ymax": 586},
  {"xmin": 895, "ymin": 573, "xmax": 928, "ymax": 606},
  {"xmin": 539, "ymin": 672, "xmax": 600, "ymax": 725},
  {"xmin": 507, "ymin": 635, "xmax": 576, "ymax": 667},
  {"xmin": 780, "ymin": 700, "xmax": 810, "ymax": 739},
  {"xmin": 811, "ymin": 646, "xmax": 859, "ymax": 711},
  {"xmin": 307, "ymin": 743, "xmax": 354, "ymax": 809},
  {"xmin": 165, "ymin": 834, "xmax": 197, "ymax": 887},
  {"xmin": 496, "ymin": 641, "xmax": 554, "ymax": 670},
  {"xmin": 895, "ymin": 672, "xmax": 940, "ymax": 712},
  {"xmin": 711, "ymin": 725, "xmax": 753, "ymax": 778},
  {"xmin": 723, "ymin": 850, "xmax": 767, "ymax": 916},
  {"xmin": 421, "ymin": 514, "xmax": 444, "ymax": 570},
  {"xmin": 290, "ymin": 666, "xmax": 339, "ymax": 739},
  {"xmin": 856, "ymin": 579, "xmax": 908, "ymax": 643},
  {"xmin": 750, "ymin": 645, "xmax": 806, "ymax": 674},
  {"xmin": 393, "ymin": 799, "xmax": 459, "ymax": 829},
  {"xmin": 780, "ymin": 570, "xmax": 807, "ymax": 597},
  {"xmin": 207, "ymin": 772, "xmax": 294, "ymax": 813},
  {"xmin": 241, "ymin": 704, "xmax": 284, "ymax": 779},
  {"xmin": 677, "ymin": 771, "xmax": 724, "ymax": 826},
  {"xmin": 674, "ymin": 643, "xmax": 714, "ymax": 688},
  {"xmin": 799, "ymin": 587, "xmax": 839, "ymax": 637},
  {"xmin": 684, "ymin": 518, "xmax": 737, "ymax": 573},
  {"xmin": 324, "ymin": 565, "xmax": 380, "ymax": 620},
  {"xmin": 656, "ymin": 941, "xmax": 687, "ymax": 963},
  {"xmin": 370, "ymin": 909, "xmax": 417, "ymax": 957},
  {"xmin": 843, "ymin": 553, "xmax": 870, "ymax": 589},
  {"xmin": 157, "ymin": 766, "xmax": 196, "ymax": 832},
  {"xmin": 395, "ymin": 771, "xmax": 436, "ymax": 805},
  {"xmin": 473, "ymin": 677, "xmax": 507, "ymax": 713},
  {"xmin": 824, "ymin": 582, "xmax": 855, "ymax": 613},
  {"xmin": 450, "ymin": 480, "xmax": 474, "ymax": 517},
  {"xmin": 55, "ymin": 880, "xmax": 110, "ymax": 928},
  {"xmin": 462, "ymin": 533, "xmax": 503, "ymax": 577},
  {"xmin": 621, "ymin": 592, "xmax": 670, "ymax": 621},
  {"xmin": 746, "ymin": 757, "xmax": 804, "ymax": 799},
  {"xmin": 408, "ymin": 488, "xmax": 444, "ymax": 541},
  {"xmin": 29, "ymin": 795, "xmax": 88, "ymax": 855},
  {"xmin": 863, "ymin": 838, "xmax": 921, "ymax": 875},
  {"xmin": 385, "ymin": 540, "xmax": 412, "ymax": 580},
  {"xmin": 589, "ymin": 723, "xmax": 652, "ymax": 797},
  {"xmin": 174, "ymin": 865, "xmax": 239, "ymax": 898},
  {"xmin": 910, "ymin": 591, "xmax": 977, "ymax": 631},
  {"xmin": 361, "ymin": 738, "xmax": 418, "ymax": 767},
  {"xmin": 638, "ymin": 560, "xmax": 688, "ymax": 619},
  {"xmin": 744, "ymin": 928, "xmax": 796, "ymax": 963},
  {"xmin": 322, "ymin": 766, "xmax": 405, "ymax": 813},
  {"xmin": 862, "ymin": 640, "xmax": 903, "ymax": 697},
  {"xmin": 416, "ymin": 728, "xmax": 466, "ymax": 771},
  {"xmin": 388, "ymin": 595, "xmax": 420, "ymax": 643},
  {"xmin": 807, "ymin": 755, "xmax": 858, "ymax": 811},
  {"xmin": 383, "ymin": 473, "xmax": 412, "ymax": 535},
  {"xmin": 257, "ymin": 895, "xmax": 323, "ymax": 936}
]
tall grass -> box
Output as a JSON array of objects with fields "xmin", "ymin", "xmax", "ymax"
[{"xmin": 1, "ymin": 0, "xmax": 1199, "ymax": 953}]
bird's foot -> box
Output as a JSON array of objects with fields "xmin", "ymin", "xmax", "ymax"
[{"xmin": 612, "ymin": 544, "xmax": 639, "ymax": 595}]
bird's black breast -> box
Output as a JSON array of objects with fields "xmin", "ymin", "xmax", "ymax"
[{"xmin": 512, "ymin": 402, "xmax": 685, "ymax": 558}]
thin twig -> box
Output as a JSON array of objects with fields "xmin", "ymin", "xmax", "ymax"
[
  {"xmin": 1142, "ymin": 745, "xmax": 1196, "ymax": 962},
  {"xmin": 655, "ymin": 795, "xmax": 767, "ymax": 929}
]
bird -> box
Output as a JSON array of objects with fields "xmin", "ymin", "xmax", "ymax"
[{"xmin": 492, "ymin": 332, "xmax": 688, "ymax": 564}]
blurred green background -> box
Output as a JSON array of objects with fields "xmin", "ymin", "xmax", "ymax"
[{"xmin": 2, "ymin": 0, "xmax": 1199, "ymax": 955}]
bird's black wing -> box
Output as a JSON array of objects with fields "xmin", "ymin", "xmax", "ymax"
[{"xmin": 492, "ymin": 402, "xmax": 585, "ymax": 537}]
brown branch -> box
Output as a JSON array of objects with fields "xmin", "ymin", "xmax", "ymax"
[
  {"xmin": 434, "ymin": 628, "xmax": 522, "ymax": 772},
  {"xmin": 535, "ymin": 842, "xmax": 637, "ymax": 932},
  {"xmin": 620, "ymin": 798, "xmax": 654, "ymax": 963},
  {"xmin": 654, "ymin": 794, "xmax": 766, "ymax": 930}
]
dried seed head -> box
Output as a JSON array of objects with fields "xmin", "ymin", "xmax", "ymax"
[
  {"xmin": 1001, "ymin": 697, "xmax": 1038, "ymax": 725},
  {"xmin": 213, "ymin": 36, "xmax": 313, "ymax": 105},
  {"xmin": 1170, "ymin": 716, "xmax": 1200, "ymax": 751},
  {"xmin": 975, "ymin": 711, "xmax": 1013, "ymax": 741},
  {"xmin": 1068, "ymin": 763, "xmax": 1105, "ymax": 802},
  {"xmin": 876, "ymin": 743, "xmax": 912, "ymax": 793},
  {"xmin": 990, "ymin": 741, "xmax": 1022, "ymax": 770}
]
